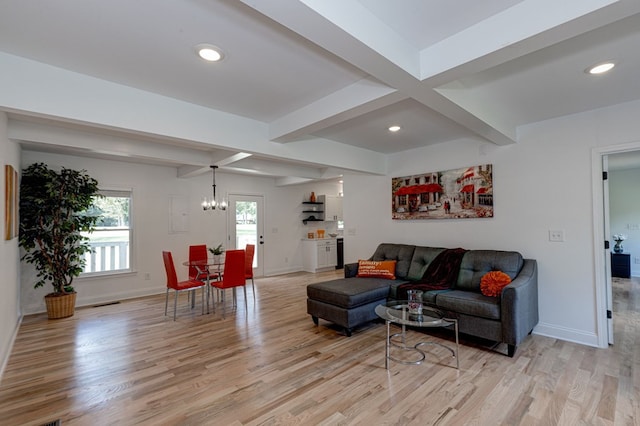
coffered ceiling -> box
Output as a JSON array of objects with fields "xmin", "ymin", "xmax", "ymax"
[{"xmin": 1, "ymin": 0, "xmax": 640, "ymax": 181}]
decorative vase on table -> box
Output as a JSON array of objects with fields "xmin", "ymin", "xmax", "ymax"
[
  {"xmin": 407, "ymin": 289, "xmax": 423, "ymax": 321},
  {"xmin": 612, "ymin": 234, "xmax": 626, "ymax": 253}
]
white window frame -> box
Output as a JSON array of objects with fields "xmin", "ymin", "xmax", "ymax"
[{"xmin": 80, "ymin": 189, "xmax": 134, "ymax": 277}]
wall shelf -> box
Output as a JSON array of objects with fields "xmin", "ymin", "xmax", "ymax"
[
  {"xmin": 302, "ymin": 218, "xmax": 323, "ymax": 224},
  {"xmin": 302, "ymin": 201, "xmax": 324, "ymax": 224}
]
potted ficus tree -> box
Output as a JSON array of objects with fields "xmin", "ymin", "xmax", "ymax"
[{"xmin": 19, "ymin": 162, "xmax": 100, "ymax": 319}]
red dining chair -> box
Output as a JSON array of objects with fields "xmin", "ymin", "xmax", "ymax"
[
  {"xmin": 245, "ymin": 244, "xmax": 255, "ymax": 299},
  {"xmin": 211, "ymin": 249, "xmax": 246, "ymax": 318},
  {"xmin": 189, "ymin": 244, "xmax": 221, "ymax": 282},
  {"xmin": 162, "ymin": 251, "xmax": 206, "ymax": 321}
]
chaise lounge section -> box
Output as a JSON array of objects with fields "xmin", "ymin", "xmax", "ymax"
[{"xmin": 307, "ymin": 243, "xmax": 538, "ymax": 357}]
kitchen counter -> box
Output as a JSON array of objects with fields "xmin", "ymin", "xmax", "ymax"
[{"xmin": 301, "ymin": 237, "xmax": 340, "ymax": 241}]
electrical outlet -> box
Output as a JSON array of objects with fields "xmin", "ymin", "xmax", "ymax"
[
  {"xmin": 144, "ymin": 273, "xmax": 151, "ymax": 280},
  {"xmin": 285, "ymin": 257, "xmax": 288, "ymax": 263},
  {"xmin": 635, "ymin": 257, "xmax": 640, "ymax": 265},
  {"xmin": 549, "ymin": 230, "xmax": 565, "ymax": 242}
]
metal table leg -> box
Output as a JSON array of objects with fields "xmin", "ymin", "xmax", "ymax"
[{"xmin": 385, "ymin": 320, "xmax": 390, "ymax": 369}]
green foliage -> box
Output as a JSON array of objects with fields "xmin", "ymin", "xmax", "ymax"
[
  {"xmin": 236, "ymin": 201, "xmax": 256, "ymax": 217},
  {"xmin": 19, "ymin": 163, "xmax": 101, "ymax": 295},
  {"xmin": 90, "ymin": 195, "xmax": 129, "ymax": 227},
  {"xmin": 208, "ymin": 244, "xmax": 225, "ymax": 255}
]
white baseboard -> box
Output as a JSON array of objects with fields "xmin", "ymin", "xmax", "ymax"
[
  {"xmin": 264, "ymin": 266, "xmax": 303, "ymax": 276},
  {"xmin": 533, "ymin": 321, "xmax": 602, "ymax": 348},
  {"xmin": 23, "ymin": 287, "xmax": 165, "ymax": 315},
  {"xmin": 0, "ymin": 313, "xmax": 23, "ymax": 382},
  {"xmin": 77, "ymin": 287, "xmax": 165, "ymax": 308}
]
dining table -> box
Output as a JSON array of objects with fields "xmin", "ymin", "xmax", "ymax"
[{"xmin": 182, "ymin": 258, "xmax": 224, "ymax": 313}]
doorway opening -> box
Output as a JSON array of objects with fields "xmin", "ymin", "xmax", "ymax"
[{"xmin": 593, "ymin": 142, "xmax": 640, "ymax": 347}]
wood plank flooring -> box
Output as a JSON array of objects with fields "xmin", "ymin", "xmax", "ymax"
[{"xmin": 0, "ymin": 271, "xmax": 638, "ymax": 425}]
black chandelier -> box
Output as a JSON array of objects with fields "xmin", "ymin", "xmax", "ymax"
[{"xmin": 202, "ymin": 165, "xmax": 227, "ymax": 211}]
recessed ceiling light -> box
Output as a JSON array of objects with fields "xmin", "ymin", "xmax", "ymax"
[
  {"xmin": 388, "ymin": 125, "xmax": 401, "ymax": 132},
  {"xmin": 587, "ymin": 62, "xmax": 615, "ymax": 75},
  {"xmin": 195, "ymin": 43, "xmax": 225, "ymax": 62}
]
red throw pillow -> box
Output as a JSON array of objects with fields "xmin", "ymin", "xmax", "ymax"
[
  {"xmin": 357, "ymin": 260, "xmax": 397, "ymax": 280},
  {"xmin": 480, "ymin": 271, "xmax": 512, "ymax": 297}
]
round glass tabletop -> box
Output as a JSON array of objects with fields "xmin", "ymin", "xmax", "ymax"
[{"xmin": 375, "ymin": 301, "xmax": 454, "ymax": 328}]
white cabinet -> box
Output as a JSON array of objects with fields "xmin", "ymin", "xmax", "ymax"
[
  {"xmin": 319, "ymin": 195, "xmax": 343, "ymax": 221},
  {"xmin": 317, "ymin": 240, "xmax": 337, "ymax": 269},
  {"xmin": 302, "ymin": 239, "xmax": 337, "ymax": 272}
]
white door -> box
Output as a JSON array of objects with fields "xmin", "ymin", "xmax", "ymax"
[
  {"xmin": 227, "ymin": 194, "xmax": 264, "ymax": 277},
  {"xmin": 602, "ymin": 155, "xmax": 614, "ymax": 344}
]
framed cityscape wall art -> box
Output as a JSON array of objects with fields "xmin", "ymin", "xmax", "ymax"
[{"xmin": 392, "ymin": 164, "xmax": 493, "ymax": 220}]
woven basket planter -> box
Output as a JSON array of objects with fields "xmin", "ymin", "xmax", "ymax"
[{"xmin": 45, "ymin": 292, "xmax": 77, "ymax": 319}]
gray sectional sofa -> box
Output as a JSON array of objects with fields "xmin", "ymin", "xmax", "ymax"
[{"xmin": 306, "ymin": 243, "xmax": 538, "ymax": 357}]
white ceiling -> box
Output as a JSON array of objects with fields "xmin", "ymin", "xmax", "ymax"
[{"xmin": 1, "ymin": 0, "xmax": 640, "ymax": 180}]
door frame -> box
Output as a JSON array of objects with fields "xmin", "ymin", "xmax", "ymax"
[
  {"xmin": 227, "ymin": 193, "xmax": 265, "ymax": 277},
  {"xmin": 601, "ymin": 155, "xmax": 613, "ymax": 345},
  {"xmin": 591, "ymin": 140, "xmax": 640, "ymax": 348}
]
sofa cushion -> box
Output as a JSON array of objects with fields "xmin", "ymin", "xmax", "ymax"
[
  {"xmin": 388, "ymin": 282, "xmax": 445, "ymax": 304},
  {"xmin": 480, "ymin": 271, "xmax": 512, "ymax": 297},
  {"xmin": 357, "ymin": 260, "xmax": 397, "ymax": 279},
  {"xmin": 307, "ymin": 277, "xmax": 406, "ymax": 309},
  {"xmin": 370, "ymin": 244, "xmax": 416, "ymax": 279},
  {"xmin": 456, "ymin": 250, "xmax": 523, "ymax": 292},
  {"xmin": 406, "ymin": 246, "xmax": 446, "ymax": 280},
  {"xmin": 436, "ymin": 290, "xmax": 501, "ymax": 320}
]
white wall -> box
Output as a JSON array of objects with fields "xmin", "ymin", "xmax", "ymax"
[
  {"xmin": 0, "ymin": 112, "xmax": 21, "ymax": 375},
  {"xmin": 609, "ymin": 168, "xmax": 640, "ymax": 276},
  {"xmin": 20, "ymin": 151, "xmax": 341, "ymax": 314},
  {"xmin": 12, "ymin": 99, "xmax": 640, "ymax": 354},
  {"xmin": 342, "ymin": 98, "xmax": 640, "ymax": 348}
]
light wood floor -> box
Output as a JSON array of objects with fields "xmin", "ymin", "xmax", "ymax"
[{"xmin": 0, "ymin": 271, "xmax": 638, "ymax": 425}]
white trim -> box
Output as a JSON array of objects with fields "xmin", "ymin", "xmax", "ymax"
[
  {"xmin": 265, "ymin": 266, "xmax": 304, "ymax": 276},
  {"xmin": 591, "ymin": 139, "xmax": 640, "ymax": 348},
  {"xmin": 533, "ymin": 321, "xmax": 599, "ymax": 347},
  {"xmin": 0, "ymin": 314, "xmax": 23, "ymax": 381},
  {"xmin": 81, "ymin": 188, "xmax": 134, "ymax": 276},
  {"xmin": 22, "ymin": 288, "xmax": 165, "ymax": 315}
]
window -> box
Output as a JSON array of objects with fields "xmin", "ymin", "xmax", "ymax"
[{"xmin": 81, "ymin": 189, "xmax": 132, "ymax": 275}]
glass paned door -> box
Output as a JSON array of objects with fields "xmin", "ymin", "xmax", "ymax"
[{"xmin": 227, "ymin": 194, "xmax": 264, "ymax": 277}]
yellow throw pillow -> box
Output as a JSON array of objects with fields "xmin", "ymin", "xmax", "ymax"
[
  {"xmin": 357, "ymin": 260, "xmax": 397, "ymax": 280},
  {"xmin": 480, "ymin": 271, "xmax": 512, "ymax": 297}
]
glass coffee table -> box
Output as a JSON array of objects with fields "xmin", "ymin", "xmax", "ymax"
[{"xmin": 375, "ymin": 301, "xmax": 459, "ymax": 370}]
